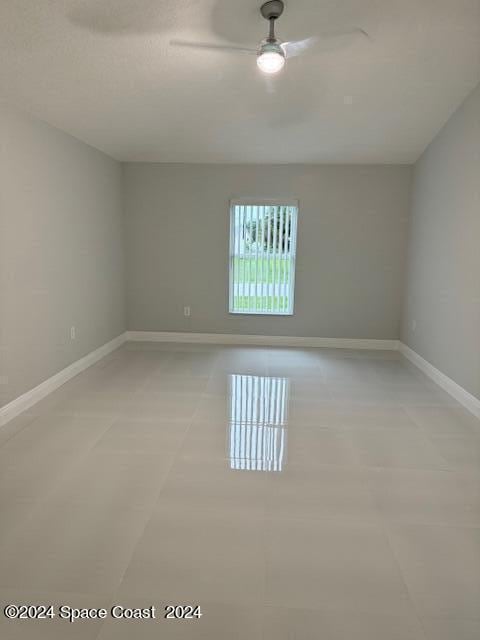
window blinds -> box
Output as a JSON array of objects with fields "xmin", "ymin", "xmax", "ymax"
[{"xmin": 229, "ymin": 203, "xmax": 298, "ymax": 315}]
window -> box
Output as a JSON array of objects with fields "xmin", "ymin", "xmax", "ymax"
[{"xmin": 229, "ymin": 200, "xmax": 298, "ymax": 315}]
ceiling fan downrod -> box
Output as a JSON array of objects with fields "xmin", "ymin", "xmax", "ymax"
[{"xmin": 260, "ymin": 0, "xmax": 284, "ymax": 42}]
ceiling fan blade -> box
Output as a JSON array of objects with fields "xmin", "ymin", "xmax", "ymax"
[
  {"xmin": 170, "ymin": 40, "xmax": 257, "ymax": 55},
  {"xmin": 281, "ymin": 28, "xmax": 370, "ymax": 58},
  {"xmin": 280, "ymin": 37, "xmax": 318, "ymax": 58}
]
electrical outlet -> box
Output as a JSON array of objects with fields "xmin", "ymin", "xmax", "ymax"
[
  {"xmin": 183, "ymin": 306, "xmax": 191, "ymax": 317},
  {"xmin": 70, "ymin": 326, "xmax": 76, "ymax": 340}
]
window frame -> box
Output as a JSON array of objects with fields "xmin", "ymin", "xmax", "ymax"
[{"xmin": 228, "ymin": 198, "xmax": 299, "ymax": 316}]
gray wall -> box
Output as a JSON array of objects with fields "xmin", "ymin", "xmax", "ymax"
[
  {"xmin": 124, "ymin": 163, "xmax": 411, "ymax": 339},
  {"xmin": 401, "ymin": 83, "xmax": 480, "ymax": 399},
  {"xmin": 0, "ymin": 105, "xmax": 125, "ymax": 407}
]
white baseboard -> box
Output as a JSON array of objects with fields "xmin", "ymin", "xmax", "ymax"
[
  {"xmin": 126, "ymin": 331, "xmax": 399, "ymax": 351},
  {"xmin": 3, "ymin": 330, "xmax": 477, "ymax": 427},
  {"xmin": 399, "ymin": 342, "xmax": 480, "ymax": 419},
  {"xmin": 0, "ymin": 332, "xmax": 127, "ymax": 427}
]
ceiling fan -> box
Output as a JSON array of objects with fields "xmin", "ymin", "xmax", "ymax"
[{"xmin": 170, "ymin": 0, "xmax": 369, "ymax": 74}]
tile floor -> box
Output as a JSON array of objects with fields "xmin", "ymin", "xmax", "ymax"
[{"xmin": 0, "ymin": 342, "xmax": 479, "ymax": 639}]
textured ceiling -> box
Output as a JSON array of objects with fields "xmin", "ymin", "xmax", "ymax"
[{"xmin": 0, "ymin": 0, "xmax": 479, "ymax": 163}]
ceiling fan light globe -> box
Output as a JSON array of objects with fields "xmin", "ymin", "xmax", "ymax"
[{"xmin": 257, "ymin": 50, "xmax": 285, "ymax": 73}]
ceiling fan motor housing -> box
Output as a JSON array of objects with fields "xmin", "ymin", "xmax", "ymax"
[{"xmin": 259, "ymin": 41, "xmax": 284, "ymax": 57}]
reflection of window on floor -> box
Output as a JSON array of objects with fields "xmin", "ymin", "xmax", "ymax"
[{"xmin": 228, "ymin": 374, "xmax": 289, "ymax": 472}]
